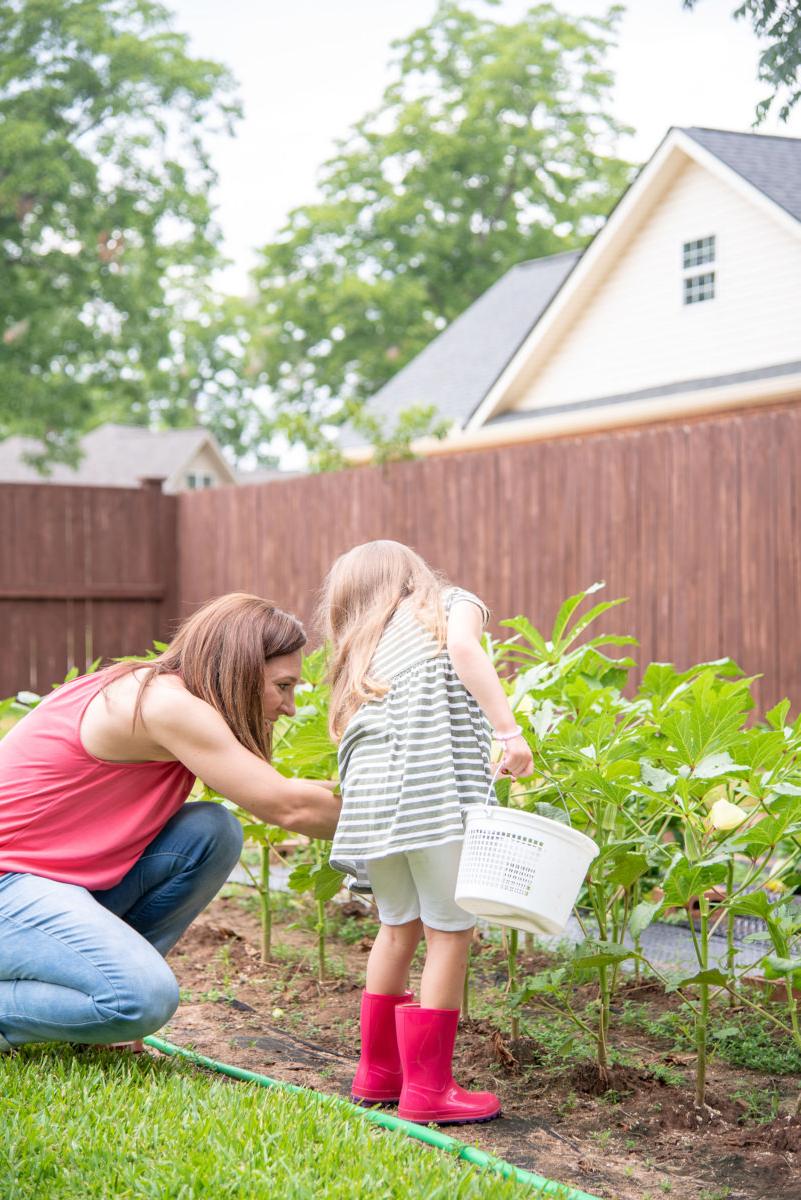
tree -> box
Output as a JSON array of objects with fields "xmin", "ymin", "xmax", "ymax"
[
  {"xmin": 0, "ymin": 0, "xmax": 248, "ymax": 468},
  {"xmin": 247, "ymin": 0, "xmax": 635, "ymax": 457},
  {"xmin": 683, "ymin": 1, "xmax": 801, "ymax": 123}
]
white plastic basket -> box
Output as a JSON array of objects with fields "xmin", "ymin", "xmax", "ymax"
[{"xmin": 455, "ymin": 776, "xmax": 599, "ymax": 936}]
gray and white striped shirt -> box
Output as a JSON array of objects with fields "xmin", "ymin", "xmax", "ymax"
[{"xmin": 330, "ymin": 587, "xmax": 494, "ymax": 873}]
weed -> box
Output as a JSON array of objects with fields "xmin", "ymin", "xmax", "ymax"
[
  {"xmin": 733, "ymin": 1083, "xmax": 781, "ymax": 1124},
  {"xmin": 591, "ymin": 1128, "xmax": 613, "ymax": 1149},
  {"xmin": 648, "ymin": 1061, "xmax": 686, "ymax": 1088}
]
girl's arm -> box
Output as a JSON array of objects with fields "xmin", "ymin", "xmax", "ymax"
[
  {"xmin": 447, "ymin": 600, "xmax": 533, "ymax": 778},
  {"xmin": 143, "ymin": 687, "xmax": 341, "ymax": 838}
]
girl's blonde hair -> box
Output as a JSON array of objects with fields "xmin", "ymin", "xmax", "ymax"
[{"xmin": 319, "ymin": 540, "xmax": 446, "ymax": 740}]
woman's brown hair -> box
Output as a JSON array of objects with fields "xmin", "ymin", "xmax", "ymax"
[{"xmin": 100, "ymin": 592, "xmax": 306, "ymax": 760}]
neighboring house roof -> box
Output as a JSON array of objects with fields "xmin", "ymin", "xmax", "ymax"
[
  {"xmin": 0, "ymin": 424, "xmax": 237, "ymax": 491},
  {"xmin": 346, "ymin": 125, "xmax": 801, "ymax": 455},
  {"xmin": 341, "ymin": 250, "xmax": 581, "ymax": 447}
]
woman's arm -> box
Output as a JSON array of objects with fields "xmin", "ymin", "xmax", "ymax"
[
  {"xmin": 447, "ymin": 601, "xmax": 533, "ymax": 778},
  {"xmin": 144, "ymin": 688, "xmax": 341, "ymax": 838}
]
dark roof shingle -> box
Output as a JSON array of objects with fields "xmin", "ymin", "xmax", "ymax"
[{"xmin": 682, "ymin": 126, "xmax": 801, "ymax": 223}]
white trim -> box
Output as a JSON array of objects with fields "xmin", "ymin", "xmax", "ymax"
[
  {"xmin": 390, "ymin": 370, "xmax": 801, "ymax": 459},
  {"xmin": 465, "ymin": 128, "xmax": 801, "ymax": 432}
]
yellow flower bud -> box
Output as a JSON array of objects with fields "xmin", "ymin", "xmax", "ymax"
[{"xmin": 708, "ymin": 798, "xmax": 747, "ymax": 831}]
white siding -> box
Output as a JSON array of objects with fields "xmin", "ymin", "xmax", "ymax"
[
  {"xmin": 169, "ymin": 445, "xmax": 232, "ymax": 493},
  {"xmin": 508, "ymin": 158, "xmax": 801, "ymax": 415}
]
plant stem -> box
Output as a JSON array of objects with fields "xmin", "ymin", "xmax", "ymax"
[
  {"xmin": 463, "ymin": 948, "xmax": 471, "ymax": 1018},
  {"xmin": 260, "ymin": 844, "xmax": 271, "ymax": 963},
  {"xmin": 316, "ymin": 898, "xmax": 326, "ymax": 983},
  {"xmin": 507, "ymin": 928, "xmax": 520, "ymax": 1040},
  {"xmin": 726, "ymin": 857, "xmax": 736, "ymax": 1009},
  {"xmin": 695, "ymin": 895, "xmax": 710, "ymax": 1107}
]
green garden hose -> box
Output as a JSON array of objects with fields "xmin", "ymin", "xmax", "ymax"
[{"xmin": 144, "ymin": 1034, "xmax": 601, "ymax": 1200}]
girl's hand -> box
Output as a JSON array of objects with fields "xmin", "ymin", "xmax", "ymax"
[{"xmin": 500, "ymin": 735, "xmax": 534, "ymax": 779}]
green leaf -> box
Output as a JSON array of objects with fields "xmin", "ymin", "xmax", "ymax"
[
  {"xmin": 573, "ymin": 941, "xmax": 635, "ymax": 970},
  {"xmin": 604, "ymin": 851, "xmax": 649, "ymax": 889},
  {"xmin": 312, "ymin": 862, "xmax": 346, "ymax": 902},
  {"xmin": 629, "ymin": 900, "xmax": 662, "ymax": 939},
  {"xmin": 665, "ymin": 967, "xmax": 729, "ymax": 993},
  {"xmin": 724, "ymin": 892, "xmax": 773, "ymax": 921},
  {"xmin": 640, "ymin": 760, "xmax": 677, "ymax": 792},
  {"xmin": 661, "ymin": 857, "xmax": 728, "ymax": 907},
  {"xmin": 551, "ymin": 583, "xmax": 605, "ymax": 647},
  {"xmin": 691, "ymin": 751, "xmax": 745, "ymax": 779},
  {"xmin": 765, "ymin": 699, "xmax": 791, "ymax": 730}
]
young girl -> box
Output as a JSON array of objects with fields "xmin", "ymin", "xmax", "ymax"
[{"xmin": 321, "ymin": 541, "xmax": 533, "ymax": 1125}]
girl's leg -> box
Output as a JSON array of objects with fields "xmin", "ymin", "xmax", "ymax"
[
  {"xmin": 365, "ymin": 919, "xmax": 423, "ymax": 994},
  {"xmin": 352, "ymin": 855, "xmax": 421, "ymax": 1103},
  {"xmin": 395, "ymin": 842, "xmax": 499, "ymax": 1123},
  {"xmin": 364, "ymin": 852, "xmax": 424, "ymax": 994},
  {"xmin": 406, "ymin": 839, "xmax": 475, "ymax": 1009},
  {"xmin": 419, "ymin": 927, "xmax": 473, "ymax": 1010}
]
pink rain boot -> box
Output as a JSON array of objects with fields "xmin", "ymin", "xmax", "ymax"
[
  {"xmin": 395, "ymin": 1004, "xmax": 501, "ymax": 1125},
  {"xmin": 351, "ymin": 989, "xmax": 413, "ymax": 1104}
]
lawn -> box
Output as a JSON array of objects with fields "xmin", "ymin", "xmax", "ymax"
[{"xmin": 0, "ymin": 1046, "xmax": 540, "ymax": 1200}]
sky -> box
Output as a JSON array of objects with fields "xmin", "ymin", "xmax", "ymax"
[{"xmin": 165, "ymin": 0, "xmax": 801, "ymax": 296}]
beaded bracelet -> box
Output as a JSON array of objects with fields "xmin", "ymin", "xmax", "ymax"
[{"xmin": 493, "ymin": 724, "xmax": 523, "ymax": 742}]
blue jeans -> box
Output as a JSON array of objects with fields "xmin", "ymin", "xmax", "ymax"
[{"xmin": 0, "ymin": 802, "xmax": 242, "ymax": 1049}]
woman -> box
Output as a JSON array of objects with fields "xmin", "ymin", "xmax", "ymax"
[{"xmin": 0, "ymin": 592, "xmax": 339, "ymax": 1052}]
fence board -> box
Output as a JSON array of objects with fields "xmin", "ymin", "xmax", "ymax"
[
  {"xmin": 176, "ymin": 399, "xmax": 801, "ymax": 711},
  {"xmin": 0, "ymin": 481, "xmax": 176, "ymax": 695}
]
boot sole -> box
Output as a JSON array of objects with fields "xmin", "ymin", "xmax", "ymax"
[
  {"xmin": 398, "ymin": 1108, "xmax": 502, "ymax": 1126},
  {"xmin": 352, "ymin": 1095, "xmax": 401, "ymax": 1107}
]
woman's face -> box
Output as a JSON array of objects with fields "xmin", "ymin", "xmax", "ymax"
[{"xmin": 262, "ymin": 650, "xmax": 302, "ymax": 722}]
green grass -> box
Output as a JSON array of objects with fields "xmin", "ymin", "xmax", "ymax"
[
  {"xmin": 0, "ymin": 1047, "xmax": 540, "ymax": 1199},
  {"xmin": 619, "ymin": 1001, "xmax": 801, "ymax": 1074}
]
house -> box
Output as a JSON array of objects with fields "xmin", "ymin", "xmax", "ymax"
[
  {"xmin": 0, "ymin": 424, "xmax": 238, "ymax": 492},
  {"xmin": 347, "ymin": 127, "xmax": 801, "ymax": 457}
]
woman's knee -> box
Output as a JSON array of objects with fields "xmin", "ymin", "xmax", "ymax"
[
  {"xmin": 101, "ymin": 958, "xmax": 179, "ymax": 1038},
  {"xmin": 185, "ymin": 801, "xmax": 243, "ymax": 871}
]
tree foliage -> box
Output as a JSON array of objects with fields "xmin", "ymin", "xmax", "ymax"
[
  {"xmin": 0, "ymin": 0, "xmax": 249, "ymax": 467},
  {"xmin": 684, "ymin": 1, "xmax": 801, "ymax": 122},
  {"xmin": 247, "ymin": 0, "xmax": 635, "ymax": 455}
]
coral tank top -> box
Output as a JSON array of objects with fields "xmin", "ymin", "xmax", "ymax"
[{"xmin": 0, "ymin": 672, "xmax": 195, "ymax": 889}]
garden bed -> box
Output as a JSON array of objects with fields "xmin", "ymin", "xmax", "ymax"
[{"xmin": 161, "ymin": 887, "xmax": 801, "ymax": 1200}]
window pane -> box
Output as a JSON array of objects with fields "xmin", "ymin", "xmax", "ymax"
[
  {"xmin": 683, "ymin": 271, "xmax": 715, "ymax": 305},
  {"xmin": 682, "ymin": 235, "xmax": 715, "ymax": 269}
]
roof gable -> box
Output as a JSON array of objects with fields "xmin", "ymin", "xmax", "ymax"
[
  {"xmin": 466, "ymin": 126, "xmax": 801, "ymax": 431},
  {"xmin": 683, "ymin": 126, "xmax": 801, "ymax": 224}
]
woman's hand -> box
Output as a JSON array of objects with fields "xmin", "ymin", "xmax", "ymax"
[{"xmin": 500, "ymin": 734, "xmax": 533, "ymax": 779}]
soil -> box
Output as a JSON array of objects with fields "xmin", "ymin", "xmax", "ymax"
[{"xmin": 159, "ymin": 893, "xmax": 801, "ymax": 1200}]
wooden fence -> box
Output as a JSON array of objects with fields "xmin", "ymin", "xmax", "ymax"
[
  {"xmin": 177, "ymin": 400, "xmax": 801, "ymax": 712},
  {"xmin": 0, "ymin": 478, "xmax": 176, "ymax": 696},
  {"xmin": 1, "ymin": 401, "xmax": 799, "ymax": 708}
]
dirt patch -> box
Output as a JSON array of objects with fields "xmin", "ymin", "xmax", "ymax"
[{"xmin": 156, "ymin": 895, "xmax": 801, "ymax": 1200}]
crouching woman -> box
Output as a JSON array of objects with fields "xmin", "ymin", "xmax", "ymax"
[{"xmin": 0, "ymin": 593, "xmax": 339, "ymax": 1052}]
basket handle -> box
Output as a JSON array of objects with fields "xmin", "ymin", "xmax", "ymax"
[{"xmin": 483, "ymin": 759, "xmax": 506, "ymax": 808}]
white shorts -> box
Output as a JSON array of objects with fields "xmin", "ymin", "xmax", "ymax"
[{"xmin": 365, "ymin": 840, "xmax": 475, "ymax": 932}]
